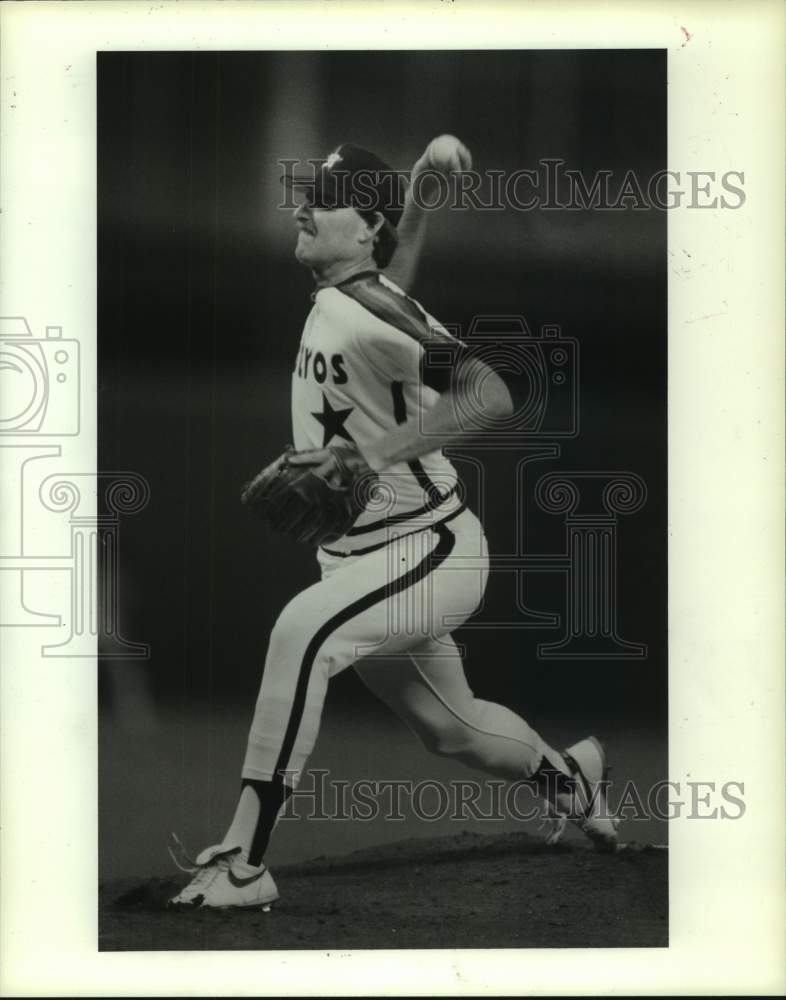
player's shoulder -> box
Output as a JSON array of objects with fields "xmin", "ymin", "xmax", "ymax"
[{"xmin": 332, "ymin": 270, "xmax": 458, "ymax": 348}]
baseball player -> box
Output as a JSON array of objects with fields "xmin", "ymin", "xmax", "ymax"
[{"xmin": 169, "ymin": 138, "xmax": 619, "ymax": 909}]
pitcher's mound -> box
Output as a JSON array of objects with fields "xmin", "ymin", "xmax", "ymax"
[{"xmin": 100, "ymin": 829, "xmax": 667, "ymax": 950}]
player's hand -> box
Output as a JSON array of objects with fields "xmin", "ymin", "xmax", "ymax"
[
  {"xmin": 411, "ymin": 134, "xmax": 473, "ymax": 193},
  {"xmin": 241, "ymin": 443, "xmax": 379, "ymax": 546},
  {"xmin": 284, "ymin": 443, "xmax": 375, "ymax": 492}
]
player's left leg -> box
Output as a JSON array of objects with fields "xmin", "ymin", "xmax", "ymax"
[
  {"xmin": 355, "ymin": 633, "xmax": 550, "ymax": 779},
  {"xmin": 355, "ymin": 634, "xmax": 619, "ymax": 849}
]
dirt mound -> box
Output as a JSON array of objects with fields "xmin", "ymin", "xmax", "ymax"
[{"xmin": 100, "ymin": 830, "xmax": 667, "ymax": 950}]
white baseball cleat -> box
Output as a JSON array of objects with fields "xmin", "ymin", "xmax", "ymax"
[
  {"xmin": 563, "ymin": 736, "xmax": 620, "ymax": 851},
  {"xmin": 541, "ymin": 737, "xmax": 620, "ymax": 852},
  {"xmin": 167, "ymin": 836, "xmax": 280, "ymax": 909}
]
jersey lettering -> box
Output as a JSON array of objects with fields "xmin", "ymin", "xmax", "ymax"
[
  {"xmin": 291, "ymin": 282, "xmax": 461, "ymax": 548},
  {"xmin": 295, "ymin": 344, "xmax": 349, "ymax": 386},
  {"xmin": 331, "ymin": 354, "xmax": 348, "ymax": 384}
]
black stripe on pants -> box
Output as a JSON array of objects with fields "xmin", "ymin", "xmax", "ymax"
[{"xmin": 272, "ymin": 521, "xmax": 457, "ymax": 779}]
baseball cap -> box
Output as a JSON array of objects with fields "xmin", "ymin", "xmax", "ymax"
[{"xmin": 283, "ymin": 143, "xmax": 405, "ymax": 227}]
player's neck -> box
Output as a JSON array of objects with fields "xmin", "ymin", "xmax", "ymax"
[{"xmin": 312, "ymin": 256, "xmax": 378, "ymax": 290}]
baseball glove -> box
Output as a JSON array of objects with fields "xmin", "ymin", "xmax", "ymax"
[{"xmin": 241, "ymin": 443, "xmax": 379, "ymax": 546}]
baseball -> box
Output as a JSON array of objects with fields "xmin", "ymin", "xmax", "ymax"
[{"xmin": 426, "ymin": 134, "xmax": 472, "ymax": 173}]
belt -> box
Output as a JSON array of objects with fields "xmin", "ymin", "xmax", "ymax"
[
  {"xmin": 345, "ymin": 484, "xmax": 459, "ymax": 536},
  {"xmin": 320, "ymin": 501, "xmax": 468, "ymax": 559}
]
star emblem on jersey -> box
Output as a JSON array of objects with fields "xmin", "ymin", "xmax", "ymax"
[{"xmin": 311, "ymin": 392, "xmax": 355, "ymax": 446}]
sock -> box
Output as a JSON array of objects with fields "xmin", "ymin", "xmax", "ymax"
[
  {"xmin": 531, "ymin": 747, "xmax": 590, "ymax": 819},
  {"xmin": 221, "ymin": 777, "xmax": 293, "ymax": 866},
  {"xmin": 222, "ymin": 784, "xmax": 261, "ymax": 856},
  {"xmin": 243, "ymin": 777, "xmax": 292, "ymax": 867},
  {"xmin": 530, "ymin": 750, "xmax": 585, "ymax": 818}
]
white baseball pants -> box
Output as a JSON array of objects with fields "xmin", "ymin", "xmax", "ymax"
[{"xmin": 242, "ymin": 507, "xmax": 548, "ymax": 786}]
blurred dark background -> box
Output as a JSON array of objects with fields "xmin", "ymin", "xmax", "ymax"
[{"xmin": 98, "ymin": 51, "xmax": 666, "ymax": 872}]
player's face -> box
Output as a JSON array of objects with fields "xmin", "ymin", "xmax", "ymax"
[{"xmin": 292, "ymin": 199, "xmax": 371, "ymax": 269}]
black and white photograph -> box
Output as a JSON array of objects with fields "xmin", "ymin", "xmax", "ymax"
[
  {"xmin": 97, "ymin": 48, "xmax": 667, "ymax": 950},
  {"xmin": 0, "ymin": 1, "xmax": 783, "ymax": 996}
]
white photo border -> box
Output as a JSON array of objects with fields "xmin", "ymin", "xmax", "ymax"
[{"xmin": 0, "ymin": 0, "xmax": 784, "ymax": 995}]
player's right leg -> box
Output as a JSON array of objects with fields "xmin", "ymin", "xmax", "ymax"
[
  {"xmin": 167, "ymin": 565, "xmax": 343, "ymax": 909},
  {"xmin": 169, "ymin": 509, "xmax": 487, "ymax": 908}
]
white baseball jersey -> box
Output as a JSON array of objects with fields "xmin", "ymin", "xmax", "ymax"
[
  {"xmin": 239, "ymin": 269, "xmax": 552, "ymax": 797},
  {"xmin": 291, "ymin": 270, "xmax": 466, "ymax": 554}
]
